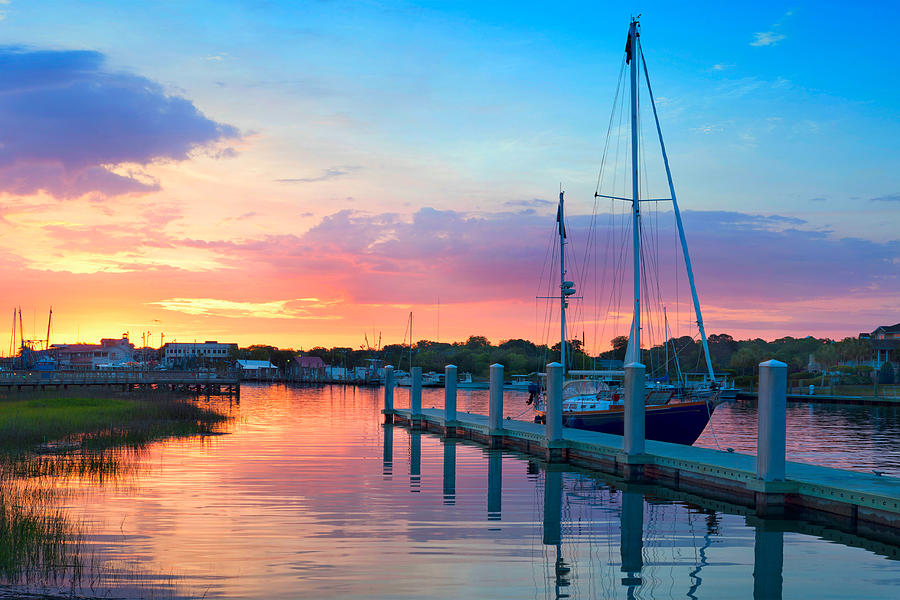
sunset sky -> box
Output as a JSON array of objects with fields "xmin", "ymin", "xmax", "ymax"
[{"xmin": 0, "ymin": 1, "xmax": 897, "ymax": 353}]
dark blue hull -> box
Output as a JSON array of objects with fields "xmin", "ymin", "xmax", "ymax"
[{"xmin": 562, "ymin": 401, "xmax": 715, "ymax": 446}]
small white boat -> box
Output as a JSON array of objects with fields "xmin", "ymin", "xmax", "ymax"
[{"xmin": 456, "ymin": 372, "xmax": 489, "ymax": 389}]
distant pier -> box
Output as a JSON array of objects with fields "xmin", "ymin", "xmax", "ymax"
[{"xmin": 0, "ymin": 370, "xmax": 239, "ymax": 396}]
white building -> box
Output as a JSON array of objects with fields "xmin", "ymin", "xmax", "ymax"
[
  {"xmin": 162, "ymin": 341, "xmax": 237, "ymax": 367},
  {"xmin": 235, "ymin": 359, "xmax": 278, "ymax": 380}
]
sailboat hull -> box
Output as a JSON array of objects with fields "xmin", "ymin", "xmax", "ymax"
[{"xmin": 562, "ymin": 401, "xmax": 715, "ymax": 446}]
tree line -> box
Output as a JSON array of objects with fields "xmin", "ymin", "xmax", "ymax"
[{"xmin": 231, "ymin": 334, "xmax": 893, "ymax": 385}]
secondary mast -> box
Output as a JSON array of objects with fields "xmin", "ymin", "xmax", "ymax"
[{"xmin": 557, "ymin": 191, "xmax": 576, "ymax": 375}]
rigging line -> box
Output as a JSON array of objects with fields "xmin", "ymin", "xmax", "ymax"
[{"xmin": 594, "ymin": 56, "xmax": 628, "ymax": 197}]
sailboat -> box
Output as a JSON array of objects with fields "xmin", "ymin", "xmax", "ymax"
[{"xmin": 532, "ymin": 18, "xmax": 722, "ymax": 446}]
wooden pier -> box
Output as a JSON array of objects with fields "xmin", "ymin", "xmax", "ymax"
[
  {"xmin": 0, "ymin": 370, "xmax": 239, "ymax": 396},
  {"xmin": 384, "ymin": 363, "xmax": 900, "ymax": 547}
]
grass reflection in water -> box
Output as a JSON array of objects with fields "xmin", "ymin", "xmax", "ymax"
[{"xmin": 0, "ymin": 392, "xmax": 231, "ymax": 598}]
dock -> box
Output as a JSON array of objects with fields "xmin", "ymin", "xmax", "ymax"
[
  {"xmin": 0, "ymin": 370, "xmax": 240, "ymax": 396},
  {"xmin": 384, "ymin": 363, "xmax": 900, "ymax": 547},
  {"xmin": 737, "ymin": 390, "xmax": 900, "ymax": 407}
]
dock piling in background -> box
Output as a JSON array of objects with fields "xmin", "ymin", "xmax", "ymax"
[
  {"xmin": 488, "ymin": 363, "xmax": 504, "ymax": 446},
  {"xmin": 444, "ymin": 364, "xmax": 458, "ymax": 436},
  {"xmin": 382, "ymin": 365, "xmax": 394, "ymax": 424},
  {"xmin": 411, "ymin": 366, "xmax": 423, "ymax": 427},
  {"xmin": 545, "ymin": 362, "xmax": 564, "ymax": 461}
]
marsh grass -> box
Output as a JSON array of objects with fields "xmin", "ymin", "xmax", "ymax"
[
  {"xmin": 0, "ymin": 394, "xmax": 229, "ymax": 454},
  {"xmin": 0, "ymin": 392, "xmax": 231, "ymax": 597}
]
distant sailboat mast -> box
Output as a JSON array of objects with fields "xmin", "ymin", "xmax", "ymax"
[{"xmin": 557, "ymin": 190, "xmax": 577, "ymax": 376}]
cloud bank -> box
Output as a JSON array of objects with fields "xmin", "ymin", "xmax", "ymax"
[{"xmin": 0, "ymin": 46, "xmax": 238, "ymax": 198}]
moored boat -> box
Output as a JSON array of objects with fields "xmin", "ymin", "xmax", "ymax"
[{"xmin": 531, "ymin": 18, "xmax": 723, "ymax": 446}]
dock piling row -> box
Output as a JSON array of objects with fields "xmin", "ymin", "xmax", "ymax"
[
  {"xmin": 488, "ymin": 363, "xmax": 504, "ymax": 443},
  {"xmin": 623, "ymin": 361, "xmax": 646, "ymax": 457},
  {"xmin": 411, "ymin": 367, "xmax": 423, "ymax": 427},
  {"xmin": 444, "ymin": 364, "xmax": 457, "ymax": 436},
  {"xmin": 382, "ymin": 365, "xmax": 394, "ymax": 424}
]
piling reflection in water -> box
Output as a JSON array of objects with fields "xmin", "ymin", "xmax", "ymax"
[
  {"xmin": 487, "ymin": 450, "xmax": 502, "ymax": 521},
  {"xmin": 542, "ymin": 466, "xmax": 571, "ymax": 598},
  {"xmin": 619, "ymin": 491, "xmax": 644, "ymax": 592},
  {"xmin": 409, "ymin": 430, "xmax": 421, "ymax": 493},
  {"xmin": 442, "ymin": 439, "xmax": 456, "ymax": 506},
  {"xmin": 753, "ymin": 522, "xmax": 785, "ymax": 600},
  {"xmin": 382, "ymin": 423, "xmax": 393, "ymax": 478}
]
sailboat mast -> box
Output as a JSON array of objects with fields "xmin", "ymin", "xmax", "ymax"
[
  {"xmin": 558, "ymin": 191, "xmax": 567, "ymax": 375},
  {"xmin": 628, "ymin": 18, "xmax": 642, "ymax": 363},
  {"xmin": 640, "ymin": 50, "xmax": 716, "ymax": 382}
]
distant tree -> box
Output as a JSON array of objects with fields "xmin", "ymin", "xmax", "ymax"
[
  {"xmin": 730, "ymin": 346, "xmax": 762, "ymax": 376},
  {"xmin": 610, "ymin": 336, "xmax": 629, "ymax": 362},
  {"xmin": 877, "ymin": 362, "xmax": 896, "ymax": 385},
  {"xmin": 465, "ymin": 335, "xmax": 491, "ymax": 349}
]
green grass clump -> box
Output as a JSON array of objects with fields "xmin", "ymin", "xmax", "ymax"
[{"xmin": 0, "ymin": 394, "xmax": 229, "ymax": 454}]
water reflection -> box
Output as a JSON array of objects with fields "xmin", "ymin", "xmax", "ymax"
[
  {"xmin": 442, "ymin": 439, "xmax": 456, "ymax": 505},
  {"xmin": 487, "ymin": 450, "xmax": 502, "ymax": 521},
  {"xmin": 753, "ymin": 520, "xmax": 785, "ymax": 600},
  {"xmin": 409, "ymin": 429, "xmax": 421, "ymax": 493},
  {"xmin": 542, "ymin": 466, "xmax": 571, "ymax": 598},
  {"xmin": 2, "ymin": 384, "xmax": 895, "ymax": 599},
  {"xmin": 382, "ymin": 423, "xmax": 393, "ymax": 478},
  {"xmin": 619, "ymin": 491, "xmax": 644, "ymax": 593}
]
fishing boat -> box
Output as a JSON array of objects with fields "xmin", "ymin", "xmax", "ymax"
[{"xmin": 532, "ymin": 18, "xmax": 722, "ymax": 446}]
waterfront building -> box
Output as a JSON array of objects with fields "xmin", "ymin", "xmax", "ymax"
[
  {"xmin": 235, "ymin": 359, "xmax": 278, "ymax": 380},
  {"xmin": 859, "ymin": 323, "xmax": 899, "ymax": 368},
  {"xmin": 288, "ymin": 356, "xmax": 327, "ymax": 382},
  {"xmin": 51, "ymin": 337, "xmax": 135, "ymax": 370},
  {"xmin": 162, "ymin": 341, "xmax": 237, "ymax": 368}
]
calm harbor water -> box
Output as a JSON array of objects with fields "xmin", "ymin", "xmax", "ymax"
[{"xmin": 3, "ymin": 384, "xmax": 899, "ymax": 599}]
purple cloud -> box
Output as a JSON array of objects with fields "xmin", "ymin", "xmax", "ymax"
[
  {"xmin": 0, "ymin": 46, "xmax": 238, "ymax": 198},
  {"xmin": 161, "ymin": 207, "xmax": 899, "ymax": 338}
]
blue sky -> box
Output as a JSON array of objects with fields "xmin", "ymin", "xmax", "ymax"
[{"xmin": 0, "ymin": 1, "xmax": 897, "ymax": 346}]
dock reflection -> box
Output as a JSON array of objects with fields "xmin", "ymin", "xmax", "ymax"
[
  {"xmin": 382, "ymin": 424, "xmax": 393, "ymax": 479},
  {"xmin": 542, "ymin": 466, "xmax": 571, "ymax": 598},
  {"xmin": 487, "ymin": 450, "xmax": 502, "ymax": 521},
  {"xmin": 409, "ymin": 430, "xmax": 421, "ymax": 493},
  {"xmin": 620, "ymin": 491, "xmax": 644, "ymax": 594},
  {"xmin": 753, "ymin": 522, "xmax": 784, "ymax": 600},
  {"xmin": 442, "ymin": 440, "xmax": 456, "ymax": 505},
  {"xmin": 380, "ymin": 427, "xmax": 872, "ymax": 600}
]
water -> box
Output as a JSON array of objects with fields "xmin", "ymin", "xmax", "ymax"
[{"xmin": 3, "ymin": 384, "xmax": 898, "ymax": 598}]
